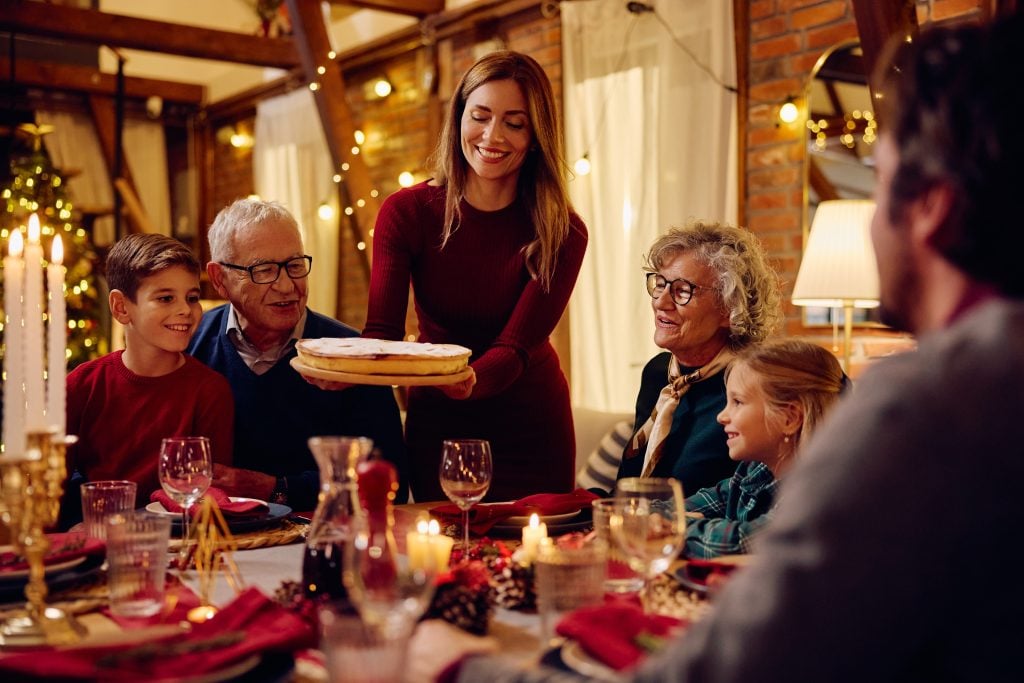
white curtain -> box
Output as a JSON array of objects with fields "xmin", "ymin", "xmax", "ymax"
[
  {"xmin": 254, "ymin": 88, "xmax": 338, "ymax": 317},
  {"xmin": 37, "ymin": 110, "xmax": 116, "ymax": 246},
  {"xmin": 123, "ymin": 119, "xmax": 171, "ymax": 235},
  {"xmin": 564, "ymin": 0, "xmax": 738, "ymax": 412},
  {"xmin": 39, "ymin": 111, "xmax": 172, "ymax": 243}
]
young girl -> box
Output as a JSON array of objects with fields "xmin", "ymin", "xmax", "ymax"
[{"xmin": 683, "ymin": 339, "xmax": 845, "ymax": 558}]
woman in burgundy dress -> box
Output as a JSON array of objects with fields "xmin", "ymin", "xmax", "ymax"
[{"xmin": 364, "ymin": 51, "xmax": 588, "ymax": 502}]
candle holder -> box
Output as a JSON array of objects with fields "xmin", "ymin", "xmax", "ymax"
[{"xmin": 0, "ymin": 428, "xmax": 84, "ymax": 646}]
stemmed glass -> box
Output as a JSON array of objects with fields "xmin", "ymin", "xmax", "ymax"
[
  {"xmin": 609, "ymin": 476, "xmax": 686, "ymax": 612},
  {"xmin": 158, "ymin": 436, "xmax": 213, "ymax": 567},
  {"xmin": 439, "ymin": 439, "xmax": 493, "ymax": 550}
]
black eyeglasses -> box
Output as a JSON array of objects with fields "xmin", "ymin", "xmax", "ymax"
[
  {"xmin": 219, "ymin": 255, "xmax": 313, "ymax": 284},
  {"xmin": 645, "ymin": 272, "xmax": 714, "ymax": 307}
]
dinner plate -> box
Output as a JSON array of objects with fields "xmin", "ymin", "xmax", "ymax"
[
  {"xmin": 144, "ymin": 501, "xmax": 292, "ymax": 535},
  {"xmin": 560, "ymin": 640, "xmax": 624, "ymax": 681},
  {"xmin": 290, "ymin": 357, "xmax": 473, "ymax": 386},
  {"xmin": 0, "ymin": 554, "xmax": 87, "ymax": 582},
  {"xmin": 146, "ymin": 497, "xmax": 267, "ymax": 517},
  {"xmin": 503, "ymin": 510, "xmax": 580, "ymax": 526},
  {"xmin": 0, "ymin": 552, "xmax": 105, "ymax": 605},
  {"xmin": 152, "ymin": 653, "xmax": 261, "ymax": 683},
  {"xmin": 489, "ymin": 508, "xmax": 594, "ymax": 537},
  {"xmin": 671, "ymin": 566, "xmax": 710, "ymax": 596}
]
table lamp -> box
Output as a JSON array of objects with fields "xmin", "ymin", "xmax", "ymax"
[{"xmin": 791, "ymin": 199, "xmax": 880, "ymax": 371}]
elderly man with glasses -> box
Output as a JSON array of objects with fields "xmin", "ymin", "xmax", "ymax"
[
  {"xmin": 189, "ymin": 198, "xmax": 407, "ymax": 509},
  {"xmin": 615, "ymin": 220, "xmax": 782, "ymax": 495}
]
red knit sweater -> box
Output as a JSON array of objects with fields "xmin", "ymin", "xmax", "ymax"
[{"xmin": 66, "ymin": 351, "xmax": 234, "ymax": 503}]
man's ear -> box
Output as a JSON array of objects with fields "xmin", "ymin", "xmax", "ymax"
[
  {"xmin": 909, "ymin": 182, "xmax": 955, "ymax": 251},
  {"xmin": 109, "ymin": 290, "xmax": 131, "ymax": 325},
  {"xmin": 207, "ymin": 262, "xmax": 229, "ymax": 299}
]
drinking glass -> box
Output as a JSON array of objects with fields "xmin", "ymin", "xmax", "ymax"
[
  {"xmin": 158, "ymin": 436, "xmax": 213, "ymax": 567},
  {"xmin": 439, "ymin": 439, "xmax": 492, "ymax": 550},
  {"xmin": 344, "ymin": 519, "xmax": 437, "ymax": 639},
  {"xmin": 610, "ymin": 477, "xmax": 686, "ymax": 612}
]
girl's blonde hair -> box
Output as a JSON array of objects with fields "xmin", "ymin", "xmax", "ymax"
[
  {"xmin": 726, "ymin": 339, "xmax": 845, "ymax": 445},
  {"xmin": 428, "ymin": 50, "xmax": 572, "ymax": 291}
]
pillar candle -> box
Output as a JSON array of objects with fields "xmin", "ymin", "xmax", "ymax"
[
  {"xmin": 520, "ymin": 513, "xmax": 548, "ymax": 563},
  {"xmin": 2, "ymin": 229, "xmax": 25, "ymax": 457},
  {"xmin": 46, "ymin": 234, "xmax": 66, "ymax": 434},
  {"xmin": 23, "ymin": 214, "xmax": 45, "ymax": 431},
  {"xmin": 427, "ymin": 519, "xmax": 454, "ymax": 572},
  {"xmin": 406, "ymin": 518, "xmax": 431, "ymax": 572}
]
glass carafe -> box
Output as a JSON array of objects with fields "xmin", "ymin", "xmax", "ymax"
[{"xmin": 302, "ymin": 436, "xmax": 373, "ymax": 610}]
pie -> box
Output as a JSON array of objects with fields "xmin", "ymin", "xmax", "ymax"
[{"xmin": 295, "ymin": 337, "xmax": 472, "ymax": 376}]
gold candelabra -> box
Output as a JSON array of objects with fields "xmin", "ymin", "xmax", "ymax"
[{"xmin": 0, "ymin": 428, "xmax": 83, "ymax": 646}]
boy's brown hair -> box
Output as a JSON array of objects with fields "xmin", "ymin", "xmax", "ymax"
[{"xmin": 106, "ymin": 234, "xmax": 200, "ymax": 302}]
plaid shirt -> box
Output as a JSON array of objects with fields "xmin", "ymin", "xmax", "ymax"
[{"xmin": 683, "ymin": 461, "xmax": 779, "ymax": 559}]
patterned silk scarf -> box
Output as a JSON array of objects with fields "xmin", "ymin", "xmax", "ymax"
[{"xmin": 626, "ymin": 346, "xmax": 735, "ymax": 477}]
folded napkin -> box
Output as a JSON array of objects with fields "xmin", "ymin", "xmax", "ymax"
[
  {"xmin": 556, "ymin": 601, "xmax": 686, "ymax": 671},
  {"xmin": 682, "ymin": 557, "xmax": 744, "ymax": 587},
  {"xmin": 0, "ymin": 532, "xmax": 104, "ymax": 574},
  {"xmin": 431, "ymin": 489, "xmax": 599, "ymax": 534},
  {"xmin": 150, "ymin": 487, "xmax": 269, "ymax": 518},
  {"xmin": 0, "ymin": 587, "xmax": 317, "ymax": 680}
]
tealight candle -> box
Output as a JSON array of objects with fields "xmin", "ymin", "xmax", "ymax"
[
  {"xmin": 521, "ymin": 513, "xmax": 548, "ymax": 562},
  {"xmin": 427, "ymin": 519, "xmax": 454, "ymax": 572}
]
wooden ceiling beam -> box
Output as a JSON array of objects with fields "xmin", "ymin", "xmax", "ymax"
[
  {"xmin": 0, "ymin": 1, "xmax": 299, "ymax": 69},
  {"xmin": 0, "ymin": 57, "xmax": 204, "ymax": 104},
  {"xmin": 330, "ymin": 0, "xmax": 444, "ymax": 18},
  {"xmin": 286, "ymin": 0, "xmax": 376, "ymax": 275},
  {"xmin": 850, "ymin": 0, "xmax": 918, "ymax": 84}
]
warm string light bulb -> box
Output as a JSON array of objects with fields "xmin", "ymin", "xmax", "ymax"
[
  {"xmin": 573, "ymin": 156, "xmax": 592, "ymax": 176},
  {"xmin": 778, "ymin": 99, "xmax": 799, "ymax": 124}
]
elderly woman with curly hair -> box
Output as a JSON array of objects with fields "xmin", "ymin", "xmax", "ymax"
[{"xmin": 617, "ymin": 221, "xmax": 783, "ymax": 493}]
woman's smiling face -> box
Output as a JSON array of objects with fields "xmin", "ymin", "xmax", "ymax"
[
  {"xmin": 460, "ymin": 79, "xmax": 533, "ymax": 187},
  {"xmin": 651, "ymin": 251, "xmax": 731, "ymax": 366}
]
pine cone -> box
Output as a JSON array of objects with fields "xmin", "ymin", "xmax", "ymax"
[
  {"xmin": 486, "ymin": 555, "xmax": 535, "ymax": 610},
  {"xmin": 424, "ymin": 560, "xmax": 493, "ymax": 634}
]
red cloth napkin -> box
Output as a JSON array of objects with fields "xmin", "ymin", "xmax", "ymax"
[
  {"xmin": 682, "ymin": 558, "xmax": 742, "ymax": 586},
  {"xmin": 431, "ymin": 489, "xmax": 599, "ymax": 534},
  {"xmin": 0, "ymin": 532, "xmax": 104, "ymax": 574},
  {"xmin": 0, "ymin": 587, "xmax": 317, "ymax": 680},
  {"xmin": 149, "ymin": 487, "xmax": 269, "ymax": 517},
  {"xmin": 556, "ymin": 601, "xmax": 686, "ymax": 671}
]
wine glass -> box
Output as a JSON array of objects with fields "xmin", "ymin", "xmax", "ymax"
[
  {"xmin": 609, "ymin": 476, "xmax": 686, "ymax": 612},
  {"xmin": 439, "ymin": 439, "xmax": 493, "ymax": 550},
  {"xmin": 158, "ymin": 436, "xmax": 213, "ymax": 567}
]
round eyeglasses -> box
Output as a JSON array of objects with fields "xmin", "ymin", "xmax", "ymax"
[
  {"xmin": 645, "ymin": 272, "xmax": 714, "ymax": 307},
  {"xmin": 219, "ymin": 255, "xmax": 313, "ymax": 284}
]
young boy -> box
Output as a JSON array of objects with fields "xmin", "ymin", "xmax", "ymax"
[{"xmin": 63, "ymin": 234, "xmax": 234, "ymax": 524}]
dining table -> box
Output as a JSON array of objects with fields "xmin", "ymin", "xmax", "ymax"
[{"xmin": 0, "ymin": 500, "xmax": 720, "ymax": 681}]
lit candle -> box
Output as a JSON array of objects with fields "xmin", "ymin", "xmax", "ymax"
[
  {"xmin": 2, "ymin": 229, "xmax": 25, "ymax": 457},
  {"xmin": 427, "ymin": 519, "xmax": 454, "ymax": 572},
  {"xmin": 521, "ymin": 513, "xmax": 548, "ymax": 562},
  {"xmin": 23, "ymin": 214, "xmax": 45, "ymax": 431},
  {"xmin": 46, "ymin": 234, "xmax": 66, "ymax": 435},
  {"xmin": 406, "ymin": 518, "xmax": 431, "ymax": 572}
]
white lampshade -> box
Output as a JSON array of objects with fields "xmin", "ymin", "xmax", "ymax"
[{"xmin": 792, "ymin": 199, "xmax": 880, "ymax": 308}]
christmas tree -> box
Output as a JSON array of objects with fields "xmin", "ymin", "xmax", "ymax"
[{"xmin": 1, "ymin": 123, "xmax": 104, "ymax": 371}]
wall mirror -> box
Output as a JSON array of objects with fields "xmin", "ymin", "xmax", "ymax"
[{"xmin": 801, "ymin": 40, "xmax": 881, "ymax": 326}]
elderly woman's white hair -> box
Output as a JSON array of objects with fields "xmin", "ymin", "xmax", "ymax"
[{"xmin": 644, "ymin": 220, "xmax": 783, "ymax": 348}]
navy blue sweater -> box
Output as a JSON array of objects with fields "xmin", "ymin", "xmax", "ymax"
[{"xmin": 188, "ymin": 306, "xmax": 408, "ymax": 509}]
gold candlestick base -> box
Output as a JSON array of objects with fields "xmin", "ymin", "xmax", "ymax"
[{"xmin": 0, "ymin": 429, "xmax": 84, "ymax": 647}]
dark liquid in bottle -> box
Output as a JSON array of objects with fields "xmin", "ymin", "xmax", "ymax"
[{"xmin": 302, "ymin": 542, "xmax": 353, "ymax": 611}]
